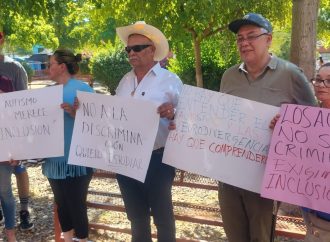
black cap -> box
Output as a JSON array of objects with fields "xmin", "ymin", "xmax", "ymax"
[{"xmin": 228, "ymin": 13, "xmax": 272, "ymax": 33}]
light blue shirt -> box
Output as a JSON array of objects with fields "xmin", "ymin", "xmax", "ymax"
[{"xmin": 42, "ymin": 79, "xmax": 94, "ymax": 179}]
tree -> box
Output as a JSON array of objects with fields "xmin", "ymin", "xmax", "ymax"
[
  {"xmin": 91, "ymin": 0, "xmax": 292, "ymax": 87},
  {"xmin": 6, "ymin": 15, "xmax": 58, "ymax": 53},
  {"xmin": 0, "ymin": 0, "xmax": 58, "ymax": 52},
  {"xmin": 290, "ymin": 0, "xmax": 320, "ymax": 79},
  {"xmin": 318, "ymin": 0, "xmax": 330, "ymax": 47}
]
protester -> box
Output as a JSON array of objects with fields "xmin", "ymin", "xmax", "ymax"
[
  {"xmin": 270, "ymin": 63, "xmax": 330, "ymax": 242},
  {"xmin": 42, "ymin": 49, "xmax": 94, "ymax": 242},
  {"xmin": 0, "ymin": 159, "xmax": 20, "ymax": 242},
  {"xmin": 218, "ymin": 13, "xmax": 316, "ymax": 242},
  {"xmin": 0, "ymin": 25, "xmax": 34, "ymax": 231},
  {"xmin": 115, "ymin": 21, "xmax": 182, "ymax": 242}
]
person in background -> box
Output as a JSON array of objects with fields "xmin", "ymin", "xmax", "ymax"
[
  {"xmin": 42, "ymin": 49, "xmax": 94, "ymax": 242},
  {"xmin": 0, "ymin": 159, "xmax": 20, "ymax": 242},
  {"xmin": 115, "ymin": 21, "xmax": 182, "ymax": 242},
  {"xmin": 0, "ymin": 25, "xmax": 34, "ymax": 231},
  {"xmin": 270, "ymin": 63, "xmax": 330, "ymax": 242},
  {"xmin": 219, "ymin": 13, "xmax": 316, "ymax": 242}
]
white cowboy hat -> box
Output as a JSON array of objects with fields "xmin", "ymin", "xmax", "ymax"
[{"xmin": 116, "ymin": 21, "xmax": 169, "ymax": 61}]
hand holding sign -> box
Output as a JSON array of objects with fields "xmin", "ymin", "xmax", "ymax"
[
  {"xmin": 68, "ymin": 91, "xmax": 159, "ymax": 182},
  {"xmin": 163, "ymin": 85, "xmax": 279, "ymax": 193}
]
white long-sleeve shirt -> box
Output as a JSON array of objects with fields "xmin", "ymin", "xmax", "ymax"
[{"xmin": 116, "ymin": 62, "xmax": 183, "ymax": 150}]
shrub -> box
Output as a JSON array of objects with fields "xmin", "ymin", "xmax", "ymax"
[
  {"xmin": 169, "ymin": 36, "xmax": 239, "ymax": 91},
  {"xmin": 90, "ymin": 49, "xmax": 131, "ymax": 94},
  {"xmin": 78, "ymin": 57, "xmax": 91, "ymax": 75}
]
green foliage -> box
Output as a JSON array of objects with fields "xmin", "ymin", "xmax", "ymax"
[
  {"xmin": 90, "ymin": 48, "xmax": 131, "ymax": 94},
  {"xmin": 318, "ymin": 0, "xmax": 330, "ymax": 47},
  {"xmin": 78, "ymin": 57, "xmax": 91, "ymax": 75},
  {"xmin": 0, "ymin": 0, "xmax": 327, "ymax": 87},
  {"xmin": 95, "ymin": 0, "xmax": 293, "ymax": 87},
  {"xmin": 5, "ymin": 14, "xmax": 58, "ymax": 52},
  {"xmin": 169, "ymin": 35, "xmax": 239, "ymax": 91},
  {"xmin": 271, "ymin": 31, "xmax": 291, "ymax": 60}
]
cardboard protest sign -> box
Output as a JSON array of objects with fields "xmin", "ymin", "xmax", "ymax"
[
  {"xmin": 68, "ymin": 91, "xmax": 159, "ymax": 182},
  {"xmin": 261, "ymin": 104, "xmax": 330, "ymax": 213},
  {"xmin": 163, "ymin": 84, "xmax": 279, "ymax": 193},
  {"xmin": 0, "ymin": 85, "xmax": 64, "ymax": 161}
]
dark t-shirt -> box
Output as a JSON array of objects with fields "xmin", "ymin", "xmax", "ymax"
[
  {"xmin": 0, "ymin": 56, "xmax": 28, "ymax": 92},
  {"xmin": 0, "ymin": 74, "xmax": 14, "ymax": 92}
]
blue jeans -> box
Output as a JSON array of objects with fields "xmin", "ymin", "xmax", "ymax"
[
  {"xmin": 0, "ymin": 164, "xmax": 15, "ymax": 229},
  {"xmin": 116, "ymin": 149, "xmax": 176, "ymax": 242}
]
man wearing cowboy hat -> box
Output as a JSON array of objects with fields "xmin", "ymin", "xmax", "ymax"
[
  {"xmin": 219, "ymin": 13, "xmax": 315, "ymax": 242},
  {"xmin": 115, "ymin": 21, "xmax": 182, "ymax": 242}
]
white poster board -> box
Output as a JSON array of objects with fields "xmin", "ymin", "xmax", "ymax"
[
  {"xmin": 163, "ymin": 84, "xmax": 279, "ymax": 193},
  {"xmin": 0, "ymin": 85, "xmax": 64, "ymax": 161},
  {"xmin": 68, "ymin": 91, "xmax": 159, "ymax": 182}
]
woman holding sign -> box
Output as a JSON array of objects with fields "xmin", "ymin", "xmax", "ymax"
[
  {"xmin": 270, "ymin": 62, "xmax": 330, "ymax": 242},
  {"xmin": 42, "ymin": 49, "xmax": 94, "ymax": 242}
]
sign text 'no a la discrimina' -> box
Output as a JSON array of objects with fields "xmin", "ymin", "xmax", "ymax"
[{"xmin": 68, "ymin": 91, "xmax": 159, "ymax": 182}]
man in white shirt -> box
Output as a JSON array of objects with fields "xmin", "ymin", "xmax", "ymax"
[{"xmin": 115, "ymin": 21, "xmax": 183, "ymax": 242}]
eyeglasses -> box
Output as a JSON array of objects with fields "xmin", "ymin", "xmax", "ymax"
[
  {"xmin": 236, "ymin": 33, "xmax": 269, "ymax": 44},
  {"xmin": 125, "ymin": 45, "xmax": 151, "ymax": 53},
  {"xmin": 311, "ymin": 78, "xmax": 330, "ymax": 87}
]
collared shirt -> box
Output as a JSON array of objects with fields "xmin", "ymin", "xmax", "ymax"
[
  {"xmin": 116, "ymin": 62, "xmax": 183, "ymax": 150},
  {"xmin": 220, "ymin": 56, "xmax": 316, "ymax": 107}
]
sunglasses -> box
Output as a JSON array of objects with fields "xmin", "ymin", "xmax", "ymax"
[{"xmin": 125, "ymin": 45, "xmax": 151, "ymax": 53}]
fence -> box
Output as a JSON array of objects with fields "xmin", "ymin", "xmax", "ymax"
[{"xmin": 54, "ymin": 170, "xmax": 306, "ymax": 241}]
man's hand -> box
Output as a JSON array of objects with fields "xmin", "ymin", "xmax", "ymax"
[
  {"xmin": 157, "ymin": 102, "xmax": 176, "ymax": 120},
  {"xmin": 168, "ymin": 120, "xmax": 176, "ymax": 130},
  {"xmin": 269, "ymin": 114, "xmax": 281, "ymax": 130}
]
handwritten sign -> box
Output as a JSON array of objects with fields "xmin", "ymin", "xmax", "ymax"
[
  {"xmin": 68, "ymin": 91, "xmax": 159, "ymax": 182},
  {"xmin": 163, "ymin": 84, "xmax": 279, "ymax": 193},
  {"xmin": 261, "ymin": 104, "xmax": 330, "ymax": 213},
  {"xmin": 0, "ymin": 85, "xmax": 64, "ymax": 161}
]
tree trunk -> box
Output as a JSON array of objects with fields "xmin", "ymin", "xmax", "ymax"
[
  {"xmin": 193, "ymin": 37, "xmax": 203, "ymax": 87},
  {"xmin": 290, "ymin": 0, "xmax": 320, "ymax": 80}
]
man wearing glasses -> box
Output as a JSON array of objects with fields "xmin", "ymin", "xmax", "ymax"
[
  {"xmin": 115, "ymin": 21, "xmax": 182, "ymax": 242},
  {"xmin": 218, "ymin": 13, "xmax": 316, "ymax": 242}
]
